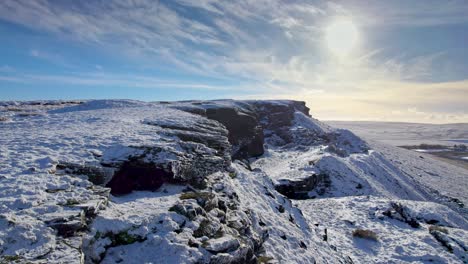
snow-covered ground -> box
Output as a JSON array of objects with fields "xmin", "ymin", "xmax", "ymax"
[
  {"xmin": 297, "ymin": 197, "xmax": 468, "ymax": 263},
  {"xmin": 327, "ymin": 121, "xmax": 468, "ymax": 146},
  {"xmin": 253, "ymin": 114, "xmax": 468, "ymax": 263},
  {"xmin": 1, "ymin": 100, "xmax": 466, "ymax": 263}
]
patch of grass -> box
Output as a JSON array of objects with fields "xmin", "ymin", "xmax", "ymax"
[
  {"xmin": 1, "ymin": 255, "xmax": 22, "ymax": 263},
  {"xmin": 429, "ymin": 225, "xmax": 449, "ymax": 234},
  {"xmin": 352, "ymin": 229, "xmax": 378, "ymax": 241},
  {"xmin": 228, "ymin": 172, "xmax": 237, "ymax": 179},
  {"xmin": 180, "ymin": 191, "xmax": 213, "ymax": 201},
  {"xmin": 64, "ymin": 199, "xmax": 80, "ymax": 206},
  {"xmin": 107, "ymin": 230, "xmax": 144, "ymax": 246},
  {"xmin": 257, "ymin": 256, "xmax": 274, "ymax": 263},
  {"xmin": 168, "ymin": 204, "xmax": 180, "ymax": 212}
]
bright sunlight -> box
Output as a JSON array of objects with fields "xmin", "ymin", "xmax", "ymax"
[{"xmin": 325, "ymin": 19, "xmax": 359, "ymax": 56}]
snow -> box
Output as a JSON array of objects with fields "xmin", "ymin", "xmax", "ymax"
[
  {"xmin": 297, "ymin": 196, "xmax": 468, "ymax": 263},
  {"xmin": 230, "ymin": 163, "xmax": 343, "ymax": 263},
  {"xmin": 252, "ymin": 112, "xmax": 468, "ymax": 262},
  {"xmin": 414, "ymin": 149, "xmax": 450, "ymax": 153},
  {"xmin": 0, "ymin": 100, "xmax": 215, "ymax": 262},
  {"xmin": 92, "ymin": 185, "xmax": 185, "ymax": 233},
  {"xmin": 369, "ymin": 140, "xmax": 468, "ymax": 212},
  {"xmin": 84, "ymin": 185, "xmax": 202, "ymax": 263},
  {"xmin": 1, "ymin": 99, "xmax": 467, "ymax": 263},
  {"xmin": 328, "ymin": 121, "xmax": 468, "ymax": 146},
  {"xmin": 101, "ymin": 233, "xmax": 204, "ymax": 264},
  {"xmin": 49, "ymin": 99, "xmax": 150, "ymax": 113},
  {"xmin": 203, "ymin": 235, "xmax": 240, "ymax": 252}
]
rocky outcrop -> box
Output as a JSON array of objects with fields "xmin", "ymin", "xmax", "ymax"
[
  {"xmin": 56, "ymin": 100, "xmax": 341, "ymax": 198},
  {"xmin": 170, "ymin": 101, "xmax": 264, "ymax": 160},
  {"xmin": 83, "ymin": 171, "xmax": 267, "ymax": 264},
  {"xmin": 26, "ymin": 99, "xmax": 361, "ymax": 263},
  {"xmin": 4, "ymin": 99, "xmax": 467, "ymax": 264},
  {"xmin": 205, "ymin": 106, "xmax": 264, "ymax": 160},
  {"xmin": 106, "ymin": 159, "xmax": 176, "ymax": 195},
  {"xmin": 275, "ymin": 174, "xmax": 330, "ymax": 199},
  {"xmin": 56, "ymin": 162, "xmax": 115, "ymax": 185},
  {"xmin": 252, "ymin": 100, "xmax": 311, "ymax": 146},
  {"xmin": 171, "ymin": 172, "xmax": 266, "ymax": 264},
  {"xmin": 53, "ymin": 99, "xmax": 363, "ymax": 202},
  {"xmin": 58, "ymin": 112, "xmax": 232, "ymax": 195},
  {"xmin": 43, "ymin": 210, "xmax": 86, "ymax": 237},
  {"xmin": 171, "ymin": 100, "xmax": 312, "ymax": 159},
  {"xmin": 40, "ymin": 185, "xmax": 111, "ymax": 239},
  {"xmin": 383, "ymin": 202, "xmax": 421, "ymax": 228}
]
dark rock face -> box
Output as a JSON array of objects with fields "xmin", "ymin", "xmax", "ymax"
[
  {"xmin": 172, "ymin": 100, "xmax": 311, "ymax": 160},
  {"xmin": 145, "ymin": 116, "xmax": 232, "ymax": 188},
  {"xmin": 252, "ymin": 100, "xmax": 311, "ymax": 146},
  {"xmin": 106, "ymin": 160, "xmax": 176, "ymax": 195},
  {"xmin": 274, "ymin": 174, "xmax": 330, "ymax": 199},
  {"xmin": 205, "ymin": 107, "xmax": 264, "ymax": 159},
  {"xmin": 253, "ymin": 101, "xmax": 310, "ymax": 128}
]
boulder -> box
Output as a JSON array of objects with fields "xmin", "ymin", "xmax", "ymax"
[
  {"xmin": 203, "ymin": 235, "xmax": 240, "ymax": 253},
  {"xmin": 209, "ymin": 244, "xmax": 256, "ymax": 264},
  {"xmin": 169, "ymin": 200, "xmax": 206, "ymax": 220},
  {"xmin": 43, "ymin": 210, "xmax": 86, "ymax": 237},
  {"xmin": 275, "ymin": 174, "xmax": 329, "ymax": 199}
]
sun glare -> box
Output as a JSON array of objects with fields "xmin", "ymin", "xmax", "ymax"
[{"xmin": 325, "ymin": 19, "xmax": 358, "ymax": 56}]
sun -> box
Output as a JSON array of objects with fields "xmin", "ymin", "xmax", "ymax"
[{"xmin": 325, "ymin": 19, "xmax": 359, "ymax": 56}]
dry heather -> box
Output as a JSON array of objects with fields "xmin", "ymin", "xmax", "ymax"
[
  {"xmin": 352, "ymin": 229, "xmax": 378, "ymax": 241},
  {"xmin": 429, "ymin": 225, "xmax": 449, "ymax": 234}
]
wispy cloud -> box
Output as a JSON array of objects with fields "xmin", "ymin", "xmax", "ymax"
[
  {"xmin": 0, "ymin": 0, "xmax": 466, "ymax": 122},
  {"xmin": 1, "ymin": 0, "xmax": 461, "ymax": 83},
  {"xmin": 331, "ymin": 0, "xmax": 468, "ymax": 27},
  {"xmin": 0, "ymin": 71, "xmax": 251, "ymax": 91}
]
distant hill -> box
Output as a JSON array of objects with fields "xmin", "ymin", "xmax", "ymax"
[{"xmin": 327, "ymin": 121, "xmax": 468, "ymax": 146}]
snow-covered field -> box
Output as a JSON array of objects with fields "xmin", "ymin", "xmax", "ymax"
[
  {"xmin": 0, "ymin": 100, "xmax": 466, "ymax": 263},
  {"xmin": 327, "ymin": 121, "xmax": 468, "ymax": 146}
]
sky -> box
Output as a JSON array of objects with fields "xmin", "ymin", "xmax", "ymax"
[{"xmin": 0, "ymin": 0, "xmax": 467, "ymax": 123}]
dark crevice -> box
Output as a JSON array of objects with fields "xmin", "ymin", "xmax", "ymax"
[{"xmin": 106, "ymin": 160, "xmax": 181, "ymax": 195}]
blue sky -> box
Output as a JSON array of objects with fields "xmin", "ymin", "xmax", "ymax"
[{"xmin": 0, "ymin": 0, "xmax": 467, "ymax": 123}]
